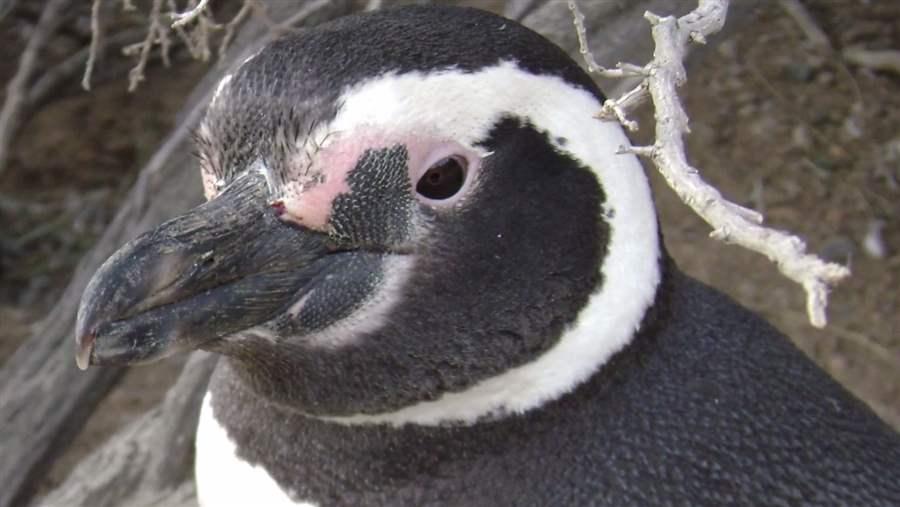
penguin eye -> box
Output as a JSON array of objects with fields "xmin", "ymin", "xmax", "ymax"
[{"xmin": 416, "ymin": 156, "xmax": 466, "ymax": 200}]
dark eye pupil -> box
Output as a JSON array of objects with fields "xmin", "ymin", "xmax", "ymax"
[{"xmin": 416, "ymin": 157, "xmax": 465, "ymax": 200}]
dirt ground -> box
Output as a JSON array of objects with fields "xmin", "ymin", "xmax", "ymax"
[{"xmin": 1, "ymin": 0, "xmax": 897, "ymax": 496}]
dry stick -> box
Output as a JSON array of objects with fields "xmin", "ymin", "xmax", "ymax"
[
  {"xmin": 270, "ymin": 0, "xmax": 334, "ymax": 36},
  {"xmin": 194, "ymin": 9, "xmax": 215, "ymax": 61},
  {"xmin": 0, "ymin": 0, "xmax": 73, "ymax": 174},
  {"xmin": 218, "ymin": 1, "xmax": 253, "ymax": 61},
  {"xmin": 568, "ymin": 1, "xmax": 647, "ymax": 79},
  {"xmin": 277, "ymin": 0, "xmax": 333, "ymax": 31},
  {"xmin": 36, "ymin": 29, "xmax": 146, "ymax": 106},
  {"xmin": 170, "ymin": 0, "xmax": 210, "ymax": 28},
  {"xmin": 778, "ymin": 0, "xmax": 829, "ymax": 48},
  {"xmin": 568, "ymin": 1, "xmax": 647, "ymax": 131},
  {"xmin": 82, "ymin": 0, "xmax": 104, "ymax": 90},
  {"xmin": 571, "ymin": 0, "xmax": 849, "ymax": 327},
  {"xmin": 166, "ymin": 0, "xmax": 200, "ymax": 62},
  {"xmin": 843, "ymin": 47, "xmax": 900, "ymax": 76},
  {"xmin": 640, "ymin": 4, "xmax": 848, "ymax": 327},
  {"xmin": 126, "ymin": 0, "xmax": 168, "ymax": 91}
]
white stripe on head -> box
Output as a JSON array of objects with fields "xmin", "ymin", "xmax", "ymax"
[
  {"xmin": 210, "ymin": 73, "xmax": 233, "ymax": 106},
  {"xmin": 313, "ymin": 61, "xmax": 660, "ymax": 426}
]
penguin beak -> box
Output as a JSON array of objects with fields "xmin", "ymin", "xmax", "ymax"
[{"xmin": 75, "ymin": 172, "xmax": 329, "ymax": 370}]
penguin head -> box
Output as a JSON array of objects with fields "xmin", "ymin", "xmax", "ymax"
[{"xmin": 76, "ymin": 6, "xmax": 661, "ymax": 424}]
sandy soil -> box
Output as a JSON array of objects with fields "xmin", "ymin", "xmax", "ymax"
[{"xmin": 0, "ymin": 0, "xmax": 897, "ymax": 498}]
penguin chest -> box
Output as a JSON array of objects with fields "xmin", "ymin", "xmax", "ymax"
[{"xmin": 195, "ymin": 392, "xmax": 315, "ymax": 507}]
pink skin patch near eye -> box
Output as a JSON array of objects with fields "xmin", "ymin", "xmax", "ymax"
[{"xmin": 274, "ymin": 128, "xmax": 482, "ymax": 231}]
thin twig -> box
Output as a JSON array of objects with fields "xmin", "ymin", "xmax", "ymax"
[
  {"xmin": 568, "ymin": 1, "xmax": 650, "ymax": 127},
  {"xmin": 567, "ymin": 1, "xmax": 646, "ymax": 79},
  {"xmin": 33, "ymin": 29, "xmax": 145, "ymax": 106},
  {"xmin": 194, "ymin": 7, "xmax": 215, "ymax": 61},
  {"xmin": 778, "ymin": 0, "xmax": 830, "ymax": 48},
  {"xmin": 170, "ymin": 0, "xmax": 210, "ymax": 28},
  {"xmin": 573, "ymin": 0, "xmax": 850, "ymax": 327},
  {"xmin": 843, "ymin": 47, "xmax": 900, "ymax": 76},
  {"xmin": 126, "ymin": 0, "xmax": 168, "ymax": 91},
  {"xmin": 167, "ymin": 0, "xmax": 200, "ymax": 61},
  {"xmin": 596, "ymin": 81, "xmax": 646, "ymax": 131},
  {"xmin": 218, "ymin": 1, "xmax": 253, "ymax": 61},
  {"xmin": 82, "ymin": 0, "xmax": 104, "ymax": 90},
  {"xmin": 0, "ymin": 0, "xmax": 74, "ymax": 174},
  {"xmin": 647, "ymin": 1, "xmax": 847, "ymax": 326},
  {"xmin": 270, "ymin": 0, "xmax": 333, "ymax": 36}
]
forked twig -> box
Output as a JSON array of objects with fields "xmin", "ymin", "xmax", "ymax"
[{"xmin": 570, "ymin": 0, "xmax": 849, "ymax": 327}]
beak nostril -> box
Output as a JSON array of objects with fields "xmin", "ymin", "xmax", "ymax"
[{"xmin": 197, "ymin": 251, "xmax": 216, "ymax": 270}]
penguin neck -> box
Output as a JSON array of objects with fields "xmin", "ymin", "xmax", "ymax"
[
  {"xmin": 212, "ymin": 249, "xmax": 673, "ymax": 427},
  {"xmin": 322, "ymin": 251, "xmax": 665, "ymax": 427},
  {"xmin": 217, "ymin": 242, "xmax": 666, "ymax": 429},
  {"xmin": 204, "ymin": 284, "xmax": 670, "ymax": 501}
]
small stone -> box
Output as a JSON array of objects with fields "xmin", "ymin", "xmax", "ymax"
[
  {"xmin": 792, "ymin": 125, "xmax": 811, "ymax": 149},
  {"xmin": 842, "ymin": 115, "xmax": 864, "ymax": 139},
  {"xmin": 815, "ymin": 71, "xmax": 835, "ymax": 85},
  {"xmin": 784, "ymin": 62, "xmax": 814, "ymax": 82},
  {"xmin": 883, "ymin": 137, "xmax": 900, "ymax": 162},
  {"xmin": 813, "ymin": 156, "xmax": 837, "ymax": 172}
]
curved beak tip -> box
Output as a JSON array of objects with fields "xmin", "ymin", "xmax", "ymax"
[{"xmin": 75, "ymin": 332, "xmax": 95, "ymax": 371}]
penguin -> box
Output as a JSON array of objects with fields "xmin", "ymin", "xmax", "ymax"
[{"xmin": 75, "ymin": 5, "xmax": 900, "ymax": 506}]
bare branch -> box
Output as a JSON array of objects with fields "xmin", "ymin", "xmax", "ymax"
[
  {"xmin": 574, "ymin": 0, "xmax": 850, "ymax": 327},
  {"xmin": 170, "ymin": 0, "xmax": 210, "ymax": 28},
  {"xmin": 778, "ymin": 0, "xmax": 830, "ymax": 49},
  {"xmin": 126, "ymin": 0, "xmax": 169, "ymax": 91},
  {"xmin": 218, "ymin": 1, "xmax": 253, "ymax": 61},
  {"xmin": 0, "ymin": 0, "xmax": 73, "ymax": 174},
  {"xmin": 567, "ymin": 1, "xmax": 646, "ymax": 79},
  {"xmin": 271, "ymin": 0, "xmax": 333, "ymax": 35},
  {"xmin": 596, "ymin": 81, "xmax": 646, "ymax": 131},
  {"xmin": 568, "ymin": 1, "xmax": 651, "ymax": 128},
  {"xmin": 35, "ymin": 29, "xmax": 145, "ymax": 105},
  {"xmin": 843, "ymin": 47, "xmax": 900, "ymax": 76},
  {"xmin": 82, "ymin": 0, "xmax": 331, "ymax": 93},
  {"xmin": 166, "ymin": 0, "xmax": 201, "ymax": 62},
  {"xmin": 82, "ymin": 0, "xmax": 104, "ymax": 90}
]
